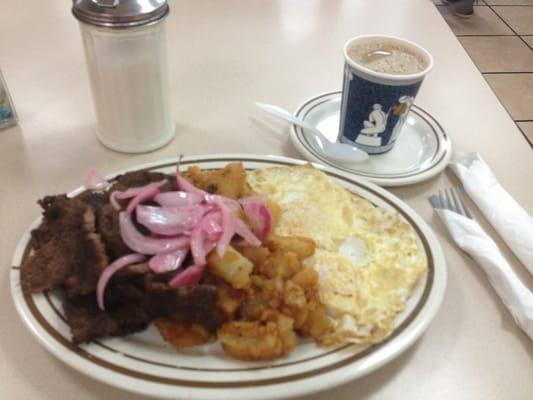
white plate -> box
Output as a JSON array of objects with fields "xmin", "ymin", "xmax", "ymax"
[
  {"xmin": 10, "ymin": 154, "xmax": 446, "ymax": 400},
  {"xmin": 290, "ymin": 92, "xmax": 453, "ymax": 187}
]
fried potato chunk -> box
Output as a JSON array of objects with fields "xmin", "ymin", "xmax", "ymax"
[
  {"xmin": 240, "ymin": 243, "xmax": 327, "ymax": 336},
  {"xmin": 300, "ymin": 301, "xmax": 333, "ymax": 340},
  {"xmin": 233, "ymin": 245, "xmax": 271, "ymax": 268},
  {"xmin": 155, "ymin": 319, "xmax": 214, "ymax": 350},
  {"xmin": 266, "ymin": 235, "xmax": 316, "ymax": 261},
  {"xmin": 258, "ymin": 250, "xmax": 302, "ymax": 279},
  {"xmin": 292, "ymin": 267, "xmax": 319, "ymax": 297},
  {"xmin": 283, "ymin": 280, "xmax": 307, "ymax": 309},
  {"xmin": 207, "ymin": 246, "xmax": 253, "ymax": 289},
  {"xmin": 184, "ymin": 163, "xmax": 247, "ymax": 199},
  {"xmin": 218, "ymin": 312, "xmax": 296, "ymax": 361},
  {"xmin": 216, "ymin": 281, "xmax": 247, "ymax": 320},
  {"xmin": 266, "ymin": 200, "xmax": 282, "ymax": 231}
]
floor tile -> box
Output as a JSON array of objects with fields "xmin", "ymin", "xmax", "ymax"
[
  {"xmin": 492, "ymin": 6, "xmax": 533, "ymax": 34},
  {"xmin": 484, "ymin": 74, "xmax": 533, "ymax": 120},
  {"xmin": 437, "ymin": 5, "xmax": 513, "ymax": 35},
  {"xmin": 485, "ymin": 0, "xmax": 533, "ymax": 5},
  {"xmin": 517, "ymin": 122, "xmax": 533, "ymax": 144},
  {"xmin": 522, "ymin": 36, "xmax": 533, "ymax": 47},
  {"xmin": 458, "ymin": 36, "xmax": 533, "ymax": 72}
]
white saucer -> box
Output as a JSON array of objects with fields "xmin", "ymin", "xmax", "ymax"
[{"xmin": 290, "ymin": 91, "xmax": 452, "ymax": 187}]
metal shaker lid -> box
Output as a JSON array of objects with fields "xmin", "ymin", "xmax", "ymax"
[{"xmin": 72, "ymin": 0, "xmax": 169, "ymax": 28}]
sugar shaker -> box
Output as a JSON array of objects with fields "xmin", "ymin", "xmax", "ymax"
[{"xmin": 72, "ymin": 0, "xmax": 175, "ymax": 153}]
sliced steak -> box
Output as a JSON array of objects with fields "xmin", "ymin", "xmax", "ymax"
[
  {"xmin": 145, "ymin": 279, "xmax": 222, "ymax": 333},
  {"xmin": 22, "ymin": 196, "xmax": 108, "ymax": 296},
  {"xmin": 20, "ymin": 238, "xmax": 71, "ymax": 294},
  {"xmin": 110, "ymin": 171, "xmax": 176, "ymax": 193},
  {"xmin": 30, "ymin": 195, "xmax": 77, "ymax": 250},
  {"xmin": 77, "ymin": 190, "xmax": 109, "ymax": 214},
  {"xmin": 64, "ymin": 230, "xmax": 108, "ymax": 297},
  {"xmin": 113, "ymin": 262, "xmax": 150, "ymax": 281},
  {"xmin": 64, "ymin": 279, "xmax": 220, "ymax": 343},
  {"xmin": 105, "ymin": 265, "xmax": 150, "ymax": 305},
  {"xmin": 97, "ymin": 203, "xmax": 129, "ymax": 260},
  {"xmin": 64, "ymin": 294, "xmax": 151, "ymax": 344}
]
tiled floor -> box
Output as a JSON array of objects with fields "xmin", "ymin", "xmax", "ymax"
[{"xmin": 434, "ymin": 0, "xmax": 533, "ymax": 147}]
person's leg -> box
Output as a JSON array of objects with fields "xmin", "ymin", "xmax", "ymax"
[{"xmin": 445, "ymin": 0, "xmax": 475, "ymax": 18}]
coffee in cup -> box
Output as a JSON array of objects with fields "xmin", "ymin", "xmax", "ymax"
[
  {"xmin": 338, "ymin": 35, "xmax": 433, "ymax": 154},
  {"xmin": 347, "ymin": 38, "xmax": 428, "ymax": 75}
]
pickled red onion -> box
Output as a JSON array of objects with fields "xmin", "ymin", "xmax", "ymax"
[
  {"xmin": 85, "ymin": 168, "xmax": 111, "ymax": 191},
  {"xmin": 149, "ymin": 247, "xmax": 189, "ymax": 273},
  {"xmin": 239, "ymin": 197, "xmax": 273, "ymax": 241},
  {"xmin": 203, "ymin": 213, "xmax": 223, "ymax": 241},
  {"xmin": 110, "ymin": 179, "xmax": 168, "ymax": 211},
  {"xmin": 176, "ymin": 174, "xmax": 207, "ymax": 198},
  {"xmin": 97, "ymin": 253, "xmax": 146, "ymax": 310},
  {"xmin": 136, "ymin": 205, "xmax": 208, "ymax": 236},
  {"xmin": 234, "ymin": 218, "xmax": 261, "ymax": 247},
  {"xmin": 125, "ymin": 180, "xmax": 169, "ymax": 215},
  {"xmin": 168, "ymin": 264, "xmax": 206, "ymax": 287},
  {"xmin": 119, "ymin": 212, "xmax": 189, "ymax": 255},
  {"xmin": 190, "ymin": 212, "xmax": 219, "ymax": 265},
  {"xmin": 204, "ymin": 195, "xmax": 236, "ymax": 257},
  {"xmin": 154, "ymin": 191, "xmax": 204, "ymax": 207}
]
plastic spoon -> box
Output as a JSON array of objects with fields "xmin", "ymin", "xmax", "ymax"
[{"xmin": 255, "ymin": 102, "xmax": 369, "ymax": 163}]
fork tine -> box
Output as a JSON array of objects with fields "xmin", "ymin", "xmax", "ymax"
[
  {"xmin": 455, "ymin": 188, "xmax": 473, "ymax": 219},
  {"xmin": 439, "ymin": 190, "xmax": 448, "ymax": 208},
  {"xmin": 432, "ymin": 187, "xmax": 473, "ymax": 218},
  {"xmin": 449, "ymin": 188, "xmax": 463, "ymax": 215},
  {"xmin": 445, "ymin": 189, "xmax": 457, "ymax": 213},
  {"xmin": 429, "ymin": 195, "xmax": 441, "ymax": 209}
]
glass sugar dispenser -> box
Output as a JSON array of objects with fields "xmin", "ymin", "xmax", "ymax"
[{"xmin": 72, "ymin": 0, "xmax": 175, "ymax": 153}]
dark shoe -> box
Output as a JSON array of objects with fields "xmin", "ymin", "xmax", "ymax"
[{"xmin": 445, "ymin": 0, "xmax": 475, "ymax": 18}]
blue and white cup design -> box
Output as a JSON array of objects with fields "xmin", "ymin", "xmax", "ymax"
[{"xmin": 338, "ymin": 35, "xmax": 433, "ymax": 154}]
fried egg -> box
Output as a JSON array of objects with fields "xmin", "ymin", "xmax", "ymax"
[{"xmin": 247, "ymin": 164, "xmax": 427, "ymax": 345}]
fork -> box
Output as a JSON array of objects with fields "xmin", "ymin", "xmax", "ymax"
[
  {"xmin": 429, "ymin": 187, "xmax": 472, "ymax": 219},
  {"xmin": 429, "ymin": 187, "xmax": 533, "ymax": 340}
]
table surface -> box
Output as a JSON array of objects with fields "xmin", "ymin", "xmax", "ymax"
[{"xmin": 1, "ymin": 1, "xmax": 532, "ymax": 399}]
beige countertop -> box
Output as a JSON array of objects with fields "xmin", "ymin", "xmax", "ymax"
[{"xmin": 1, "ymin": 0, "xmax": 532, "ymax": 399}]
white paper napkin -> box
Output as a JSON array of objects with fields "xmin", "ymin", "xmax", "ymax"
[
  {"xmin": 450, "ymin": 153, "xmax": 533, "ymax": 276},
  {"xmin": 436, "ymin": 209, "xmax": 533, "ymax": 340}
]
